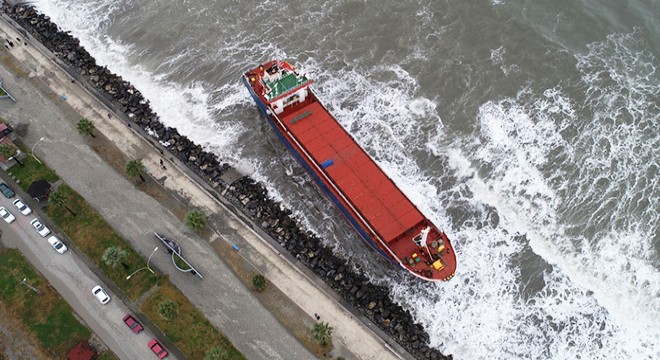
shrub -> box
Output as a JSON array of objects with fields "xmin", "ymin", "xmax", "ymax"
[
  {"xmin": 185, "ymin": 209, "xmax": 207, "ymax": 232},
  {"xmin": 251, "ymin": 274, "xmax": 266, "ymax": 292},
  {"xmin": 158, "ymin": 300, "xmax": 179, "ymax": 320},
  {"xmin": 205, "ymin": 346, "xmax": 231, "ymax": 360},
  {"xmin": 312, "ymin": 322, "xmax": 333, "ymax": 346},
  {"xmin": 102, "ymin": 246, "xmax": 127, "ymax": 268},
  {"xmin": 0, "ymin": 143, "xmax": 18, "ymax": 160}
]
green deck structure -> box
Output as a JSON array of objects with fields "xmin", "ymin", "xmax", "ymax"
[{"xmin": 264, "ymin": 72, "xmax": 309, "ymax": 100}]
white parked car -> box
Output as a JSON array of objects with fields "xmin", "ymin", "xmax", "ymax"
[
  {"xmin": 0, "ymin": 206, "xmax": 15, "ymax": 224},
  {"xmin": 30, "ymin": 218, "xmax": 51, "ymax": 237},
  {"xmin": 12, "ymin": 199, "xmax": 32, "ymax": 216},
  {"xmin": 47, "ymin": 235, "xmax": 68, "ymax": 254},
  {"xmin": 92, "ymin": 285, "xmax": 110, "ymax": 304}
]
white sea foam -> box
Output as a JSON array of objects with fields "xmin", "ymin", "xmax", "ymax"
[
  {"xmin": 429, "ymin": 27, "xmax": 660, "ymax": 357},
  {"xmin": 32, "ymin": 0, "xmax": 249, "ymax": 164},
  {"xmin": 490, "ymin": 46, "xmax": 520, "ymax": 76},
  {"xmin": 310, "ymin": 56, "xmax": 618, "ymax": 360}
]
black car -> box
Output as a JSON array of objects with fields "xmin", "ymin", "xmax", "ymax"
[{"xmin": 0, "ymin": 183, "xmax": 14, "ymax": 198}]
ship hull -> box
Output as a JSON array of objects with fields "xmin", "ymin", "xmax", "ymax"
[
  {"xmin": 241, "ymin": 76, "xmax": 396, "ymax": 265},
  {"xmin": 242, "ymin": 60, "xmax": 456, "ymax": 281}
]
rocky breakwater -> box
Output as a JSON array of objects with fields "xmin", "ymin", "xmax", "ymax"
[
  {"xmin": 224, "ymin": 178, "xmax": 452, "ymax": 360},
  {"xmin": 2, "ymin": 4, "xmax": 451, "ymax": 360}
]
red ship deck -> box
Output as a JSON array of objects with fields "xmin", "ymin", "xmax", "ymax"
[
  {"xmin": 281, "ymin": 101, "xmax": 423, "ymax": 243},
  {"xmin": 244, "ymin": 59, "xmax": 456, "ymax": 281}
]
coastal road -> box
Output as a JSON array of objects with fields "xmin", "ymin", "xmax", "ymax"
[{"xmin": 0, "ymin": 195, "xmax": 178, "ymax": 360}]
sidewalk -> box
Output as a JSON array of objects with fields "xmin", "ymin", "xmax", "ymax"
[{"xmin": 0, "ymin": 14, "xmax": 402, "ymax": 360}]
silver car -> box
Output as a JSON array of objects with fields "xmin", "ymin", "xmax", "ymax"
[
  {"xmin": 30, "ymin": 218, "xmax": 51, "ymax": 237},
  {"xmin": 92, "ymin": 285, "xmax": 110, "ymax": 304},
  {"xmin": 47, "ymin": 235, "xmax": 68, "ymax": 254},
  {"xmin": 12, "ymin": 199, "xmax": 32, "ymax": 216},
  {"xmin": 0, "ymin": 206, "xmax": 15, "ymax": 224}
]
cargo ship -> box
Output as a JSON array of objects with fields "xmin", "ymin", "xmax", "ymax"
[{"xmin": 242, "ymin": 60, "xmax": 456, "ymax": 281}]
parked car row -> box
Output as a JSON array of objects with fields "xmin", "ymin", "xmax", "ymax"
[
  {"xmin": 91, "ymin": 290, "xmax": 168, "ymax": 358},
  {"xmin": 0, "ymin": 194, "xmax": 68, "ymax": 252},
  {"xmin": 123, "ymin": 314, "xmax": 168, "ymax": 358},
  {"xmin": 1, "ymin": 182, "xmax": 168, "ymax": 358}
]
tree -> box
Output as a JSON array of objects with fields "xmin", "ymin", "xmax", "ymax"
[
  {"xmin": 185, "ymin": 209, "xmax": 207, "ymax": 233},
  {"xmin": 49, "ymin": 190, "xmax": 76, "ymax": 216},
  {"xmin": 158, "ymin": 300, "xmax": 178, "ymax": 320},
  {"xmin": 312, "ymin": 322, "xmax": 333, "ymax": 346},
  {"xmin": 125, "ymin": 159, "xmax": 146, "ymax": 182},
  {"xmin": 204, "ymin": 347, "xmax": 231, "ymax": 360},
  {"xmin": 0, "ymin": 143, "xmax": 22, "ymax": 165},
  {"xmin": 77, "ymin": 118, "xmax": 96, "ymax": 138},
  {"xmin": 102, "ymin": 246, "xmax": 127, "ymax": 268},
  {"xmin": 252, "ymin": 274, "xmax": 267, "ymax": 292}
]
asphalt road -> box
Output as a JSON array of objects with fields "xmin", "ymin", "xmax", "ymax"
[{"xmin": 0, "ymin": 195, "xmax": 177, "ymax": 360}]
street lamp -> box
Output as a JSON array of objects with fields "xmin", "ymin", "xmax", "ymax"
[
  {"xmin": 31, "ymin": 137, "xmax": 46, "ymax": 164},
  {"xmin": 20, "ymin": 278, "xmax": 41, "ymax": 294},
  {"xmin": 126, "ymin": 247, "xmax": 159, "ymax": 280}
]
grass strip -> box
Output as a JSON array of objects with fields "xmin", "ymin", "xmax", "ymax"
[
  {"xmin": 44, "ymin": 183, "xmax": 245, "ymax": 359},
  {"xmin": 0, "ymin": 248, "xmax": 91, "ymax": 357},
  {"xmin": 7, "ymin": 154, "xmax": 59, "ymax": 190},
  {"xmin": 45, "ymin": 184, "xmax": 158, "ymax": 300},
  {"xmin": 1, "ymin": 53, "xmax": 30, "ymax": 77},
  {"xmin": 142, "ymin": 282, "xmax": 246, "ymax": 360}
]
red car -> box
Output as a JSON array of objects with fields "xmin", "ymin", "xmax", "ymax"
[
  {"xmin": 122, "ymin": 314, "xmax": 144, "ymax": 334},
  {"xmin": 148, "ymin": 339, "xmax": 168, "ymax": 359}
]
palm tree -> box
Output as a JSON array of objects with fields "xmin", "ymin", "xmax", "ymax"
[
  {"xmin": 312, "ymin": 322, "xmax": 333, "ymax": 346},
  {"xmin": 49, "ymin": 190, "xmax": 76, "ymax": 216},
  {"xmin": 184, "ymin": 209, "xmax": 207, "ymax": 232},
  {"xmin": 125, "ymin": 159, "xmax": 146, "ymax": 182},
  {"xmin": 0, "ymin": 143, "xmax": 23, "ymax": 165},
  {"xmin": 102, "ymin": 246, "xmax": 127, "ymax": 268},
  {"xmin": 76, "ymin": 118, "xmax": 96, "ymax": 138}
]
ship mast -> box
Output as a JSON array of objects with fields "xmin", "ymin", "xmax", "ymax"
[{"xmin": 414, "ymin": 226, "xmax": 433, "ymax": 259}]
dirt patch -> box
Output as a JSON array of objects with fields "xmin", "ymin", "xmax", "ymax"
[{"xmin": 0, "ymin": 53, "xmax": 28, "ymax": 77}]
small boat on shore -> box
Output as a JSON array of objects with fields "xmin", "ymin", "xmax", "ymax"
[{"xmin": 242, "ymin": 60, "xmax": 456, "ymax": 281}]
